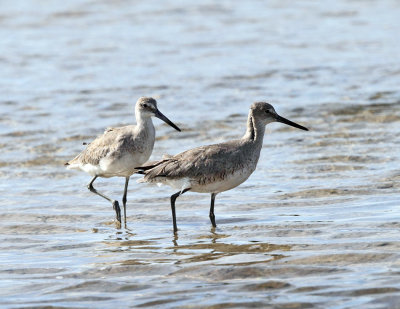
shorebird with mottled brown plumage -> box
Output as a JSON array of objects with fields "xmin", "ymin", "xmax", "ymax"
[
  {"xmin": 65, "ymin": 97, "xmax": 181, "ymax": 224},
  {"xmin": 136, "ymin": 102, "xmax": 308, "ymax": 233}
]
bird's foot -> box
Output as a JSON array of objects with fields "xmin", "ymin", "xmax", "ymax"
[{"xmin": 113, "ymin": 200, "xmax": 122, "ymax": 223}]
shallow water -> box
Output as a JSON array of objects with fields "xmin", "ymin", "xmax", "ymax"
[{"xmin": 1, "ymin": 1, "xmax": 400, "ymax": 308}]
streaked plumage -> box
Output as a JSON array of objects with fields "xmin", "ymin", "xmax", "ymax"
[{"xmin": 137, "ymin": 102, "xmax": 308, "ymax": 232}]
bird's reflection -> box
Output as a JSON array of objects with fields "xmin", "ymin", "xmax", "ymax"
[
  {"xmin": 172, "ymin": 233, "xmax": 179, "ymax": 247},
  {"xmin": 171, "ymin": 226, "xmax": 225, "ymax": 248},
  {"xmin": 99, "ymin": 222, "xmax": 292, "ymax": 269}
]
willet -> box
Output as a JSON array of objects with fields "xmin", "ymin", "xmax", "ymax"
[
  {"xmin": 65, "ymin": 97, "xmax": 181, "ymax": 224},
  {"xmin": 137, "ymin": 102, "xmax": 308, "ymax": 233}
]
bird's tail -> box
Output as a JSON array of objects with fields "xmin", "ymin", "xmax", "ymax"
[{"xmin": 135, "ymin": 159, "xmax": 168, "ymax": 174}]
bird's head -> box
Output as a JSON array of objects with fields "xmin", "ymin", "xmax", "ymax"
[
  {"xmin": 250, "ymin": 102, "xmax": 308, "ymax": 131},
  {"xmin": 135, "ymin": 97, "xmax": 181, "ymax": 132}
]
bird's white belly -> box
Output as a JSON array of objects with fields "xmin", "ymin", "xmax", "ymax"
[
  {"xmin": 98, "ymin": 151, "xmax": 150, "ymax": 177},
  {"xmin": 192, "ymin": 168, "xmax": 253, "ymax": 193},
  {"xmin": 156, "ymin": 167, "xmax": 254, "ymax": 194}
]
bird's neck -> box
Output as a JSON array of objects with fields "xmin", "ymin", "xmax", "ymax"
[
  {"xmin": 136, "ymin": 113, "xmax": 155, "ymax": 136},
  {"xmin": 242, "ymin": 112, "xmax": 266, "ymax": 144}
]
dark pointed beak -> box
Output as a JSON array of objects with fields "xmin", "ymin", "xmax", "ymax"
[
  {"xmin": 275, "ymin": 114, "xmax": 308, "ymax": 131},
  {"xmin": 154, "ymin": 109, "xmax": 181, "ymax": 132}
]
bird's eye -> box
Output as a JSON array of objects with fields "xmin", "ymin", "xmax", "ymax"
[
  {"xmin": 265, "ymin": 110, "xmax": 270, "ymax": 114},
  {"xmin": 143, "ymin": 104, "xmax": 148, "ymax": 108}
]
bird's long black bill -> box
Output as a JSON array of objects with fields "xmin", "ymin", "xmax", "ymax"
[
  {"xmin": 276, "ymin": 115, "xmax": 308, "ymax": 131},
  {"xmin": 155, "ymin": 110, "xmax": 181, "ymax": 132}
]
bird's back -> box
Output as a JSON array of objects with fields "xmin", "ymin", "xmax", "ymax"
[
  {"xmin": 140, "ymin": 139, "xmax": 261, "ymax": 189},
  {"xmin": 67, "ymin": 126, "xmax": 132, "ymax": 165},
  {"xmin": 66, "ymin": 124, "xmax": 156, "ymax": 177}
]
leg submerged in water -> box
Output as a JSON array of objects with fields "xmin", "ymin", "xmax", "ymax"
[
  {"xmin": 170, "ymin": 188, "xmax": 191, "ymax": 233},
  {"xmin": 209, "ymin": 193, "xmax": 217, "ymax": 228},
  {"xmin": 122, "ymin": 177, "xmax": 130, "ymax": 225},
  {"xmin": 87, "ymin": 176, "xmax": 121, "ymax": 223}
]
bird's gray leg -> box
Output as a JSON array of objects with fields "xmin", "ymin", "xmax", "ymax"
[
  {"xmin": 122, "ymin": 177, "xmax": 130, "ymax": 225},
  {"xmin": 170, "ymin": 188, "xmax": 191, "ymax": 233},
  {"xmin": 87, "ymin": 176, "xmax": 121, "ymax": 223},
  {"xmin": 209, "ymin": 193, "xmax": 217, "ymax": 227}
]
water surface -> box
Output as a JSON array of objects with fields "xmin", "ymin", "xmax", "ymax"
[{"xmin": 1, "ymin": 1, "xmax": 400, "ymax": 308}]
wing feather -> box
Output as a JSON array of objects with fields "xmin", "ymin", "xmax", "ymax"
[
  {"xmin": 140, "ymin": 140, "xmax": 253, "ymax": 183},
  {"xmin": 66, "ymin": 126, "xmax": 136, "ymax": 166}
]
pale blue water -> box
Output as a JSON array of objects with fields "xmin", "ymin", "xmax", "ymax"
[{"xmin": 1, "ymin": 1, "xmax": 400, "ymax": 308}]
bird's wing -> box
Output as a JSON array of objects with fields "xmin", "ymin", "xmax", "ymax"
[
  {"xmin": 141, "ymin": 140, "xmax": 248, "ymax": 181},
  {"xmin": 103, "ymin": 125, "xmax": 125, "ymax": 133},
  {"xmin": 66, "ymin": 126, "xmax": 133, "ymax": 166}
]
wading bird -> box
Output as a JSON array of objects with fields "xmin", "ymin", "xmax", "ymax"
[
  {"xmin": 137, "ymin": 102, "xmax": 308, "ymax": 233},
  {"xmin": 65, "ymin": 97, "xmax": 181, "ymax": 224}
]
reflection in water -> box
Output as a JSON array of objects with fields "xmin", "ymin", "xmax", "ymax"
[
  {"xmin": 210, "ymin": 227, "xmax": 219, "ymax": 244},
  {"xmin": 173, "ymin": 233, "xmax": 179, "ymax": 247},
  {"xmin": 100, "ymin": 227, "xmax": 292, "ymax": 269},
  {"xmin": 173, "ymin": 227, "xmax": 225, "ymax": 247}
]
